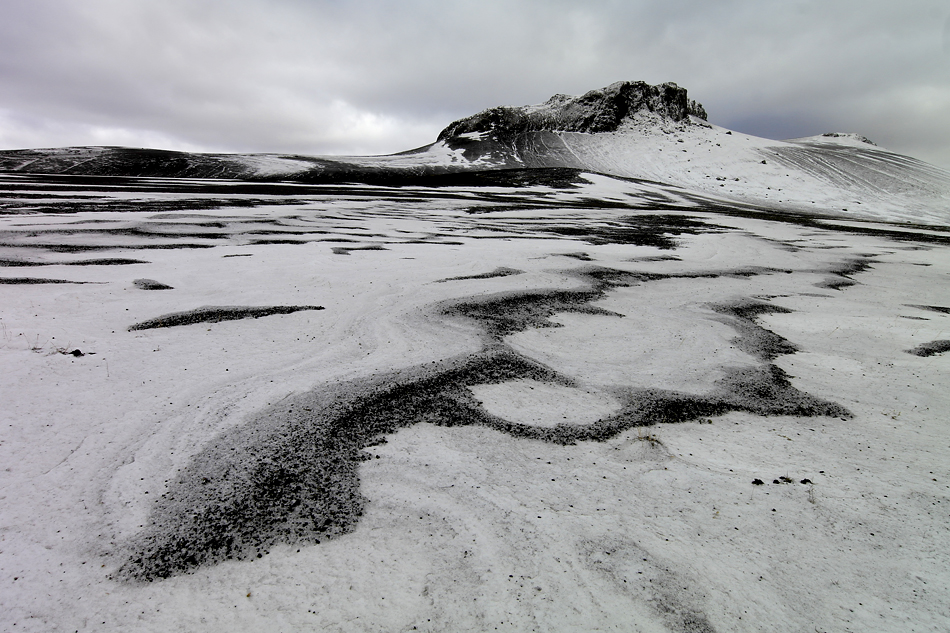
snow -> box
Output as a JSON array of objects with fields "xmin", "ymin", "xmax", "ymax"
[
  {"xmin": 546, "ymin": 124, "xmax": 950, "ymax": 225},
  {"xmin": 469, "ymin": 379, "xmax": 622, "ymax": 427},
  {"xmin": 226, "ymin": 154, "xmax": 318, "ymax": 176},
  {"xmin": 1, "ymin": 169, "xmax": 949, "ymax": 632}
]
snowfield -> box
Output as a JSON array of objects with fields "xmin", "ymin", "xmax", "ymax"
[
  {"xmin": 2, "ymin": 80, "xmax": 950, "ymax": 631},
  {"xmin": 1, "ymin": 169, "xmax": 948, "ymax": 632}
]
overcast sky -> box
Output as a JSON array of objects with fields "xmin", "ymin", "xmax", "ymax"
[{"xmin": 2, "ymin": 0, "xmax": 948, "ymax": 168}]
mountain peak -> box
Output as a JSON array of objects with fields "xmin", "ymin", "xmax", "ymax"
[{"xmin": 437, "ymin": 81, "xmax": 707, "ymax": 142}]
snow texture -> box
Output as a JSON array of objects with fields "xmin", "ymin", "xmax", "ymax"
[{"xmin": 1, "ymin": 81, "xmax": 950, "ymax": 632}]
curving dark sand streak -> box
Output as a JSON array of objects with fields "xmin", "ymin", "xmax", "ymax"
[
  {"xmin": 127, "ymin": 305, "xmax": 324, "ymax": 331},
  {"xmin": 116, "ymin": 263, "xmax": 850, "ymax": 582}
]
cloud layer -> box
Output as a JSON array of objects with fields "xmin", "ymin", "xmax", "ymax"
[{"xmin": 2, "ymin": 0, "xmax": 948, "ymax": 168}]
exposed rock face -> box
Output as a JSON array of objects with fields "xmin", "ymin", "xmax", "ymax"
[
  {"xmin": 821, "ymin": 132, "xmax": 877, "ymax": 146},
  {"xmin": 438, "ymin": 81, "xmax": 707, "ymax": 142}
]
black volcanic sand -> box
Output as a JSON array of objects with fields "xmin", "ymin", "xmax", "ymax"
[
  {"xmin": 133, "ymin": 278, "xmax": 174, "ymax": 290},
  {"xmin": 815, "ymin": 256, "xmax": 876, "ymax": 290},
  {"xmin": 0, "ymin": 277, "xmax": 90, "ymax": 284},
  {"xmin": 906, "ymin": 340, "xmax": 950, "ymax": 357},
  {"xmin": 905, "ymin": 304, "xmax": 950, "ymax": 315},
  {"xmin": 436, "ymin": 267, "xmax": 524, "ymax": 283},
  {"xmin": 116, "ymin": 262, "xmax": 851, "ymax": 582},
  {"xmin": 0, "ymin": 257, "xmax": 148, "ymax": 267},
  {"xmin": 0, "ymin": 242, "xmax": 217, "ymax": 252},
  {"xmin": 127, "ymin": 306, "xmax": 324, "ymax": 331},
  {"xmin": 331, "ymin": 245, "xmax": 389, "ymax": 255},
  {"xmin": 544, "ymin": 214, "xmax": 722, "ymax": 249}
]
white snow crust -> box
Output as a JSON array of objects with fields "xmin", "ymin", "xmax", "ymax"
[{"xmin": 1, "ymin": 171, "xmax": 949, "ymax": 632}]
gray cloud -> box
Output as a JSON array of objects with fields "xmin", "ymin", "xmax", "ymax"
[{"xmin": 1, "ymin": 0, "xmax": 948, "ymax": 168}]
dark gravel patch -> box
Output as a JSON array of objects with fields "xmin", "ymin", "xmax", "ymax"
[
  {"xmin": 0, "ymin": 277, "xmax": 87, "ymax": 284},
  {"xmin": 709, "ymin": 300, "xmax": 798, "ymax": 361},
  {"xmin": 116, "ymin": 262, "xmax": 854, "ymax": 581},
  {"xmin": 127, "ymin": 305, "xmax": 324, "ymax": 330},
  {"xmin": 133, "ymin": 278, "xmax": 174, "ymax": 290},
  {"xmin": 558, "ymin": 252, "xmax": 595, "ymax": 261},
  {"xmin": 0, "ymin": 242, "xmax": 216, "ymax": 252},
  {"xmin": 906, "ymin": 340, "xmax": 950, "ymax": 357},
  {"xmin": 0, "ymin": 257, "xmax": 148, "ymax": 267},
  {"xmin": 905, "ymin": 304, "xmax": 950, "ymax": 315},
  {"xmin": 117, "ymin": 337, "xmax": 848, "ymax": 581},
  {"xmin": 436, "ymin": 267, "xmax": 524, "ymax": 283},
  {"xmin": 331, "ymin": 245, "xmax": 388, "ymax": 255},
  {"xmin": 815, "ymin": 256, "xmax": 876, "ymax": 290},
  {"xmin": 544, "ymin": 215, "xmax": 719, "ymax": 250},
  {"xmin": 249, "ymin": 239, "xmax": 310, "ymax": 245},
  {"xmin": 443, "ymin": 288, "xmax": 620, "ymax": 339}
]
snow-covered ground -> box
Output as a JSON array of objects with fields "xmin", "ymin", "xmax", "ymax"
[{"xmin": 1, "ymin": 173, "xmax": 949, "ymax": 632}]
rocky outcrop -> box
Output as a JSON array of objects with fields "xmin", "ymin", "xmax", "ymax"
[
  {"xmin": 821, "ymin": 132, "xmax": 876, "ymax": 146},
  {"xmin": 438, "ymin": 81, "xmax": 707, "ymax": 142}
]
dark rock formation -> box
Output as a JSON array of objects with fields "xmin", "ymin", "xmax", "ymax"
[{"xmin": 438, "ymin": 81, "xmax": 707, "ymax": 142}]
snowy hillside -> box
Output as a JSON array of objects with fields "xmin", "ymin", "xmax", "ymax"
[
  {"xmin": 429, "ymin": 82, "xmax": 950, "ymax": 225},
  {"xmin": 2, "ymin": 81, "xmax": 949, "ymax": 226}
]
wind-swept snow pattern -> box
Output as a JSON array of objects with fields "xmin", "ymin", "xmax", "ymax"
[
  {"xmin": 115, "ymin": 263, "xmax": 851, "ymax": 582},
  {"xmin": 3, "ymin": 169, "xmax": 949, "ymax": 632},
  {"xmin": 2, "ymin": 81, "xmax": 950, "ymax": 632},
  {"xmin": 127, "ymin": 306, "xmax": 325, "ymax": 330}
]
